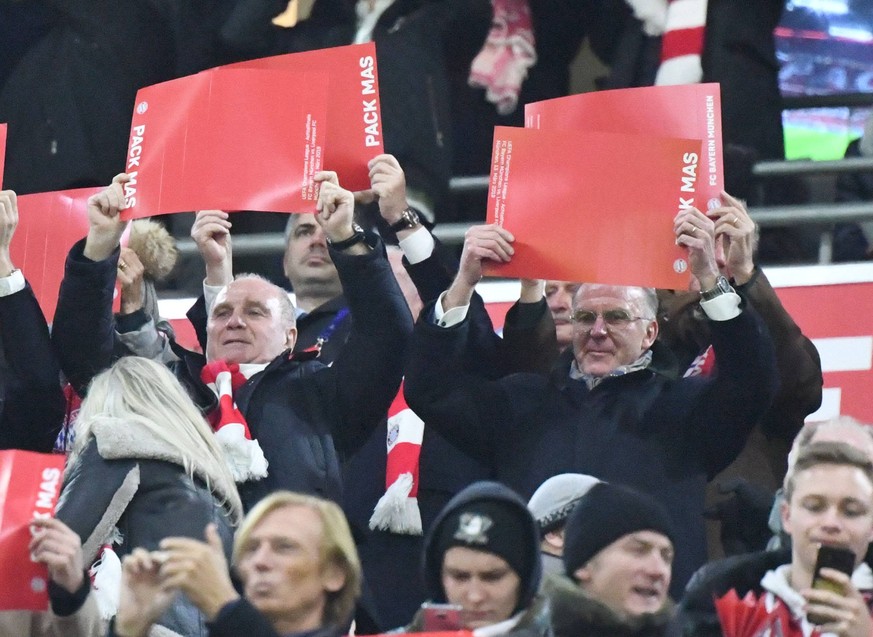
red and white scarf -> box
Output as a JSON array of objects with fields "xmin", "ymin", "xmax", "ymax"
[
  {"xmin": 369, "ymin": 385, "xmax": 424, "ymax": 535},
  {"xmin": 624, "ymin": 0, "xmax": 708, "ymax": 85},
  {"xmin": 468, "ymin": 0, "xmax": 537, "ymax": 115},
  {"xmin": 200, "ymin": 361, "xmax": 268, "ymax": 482}
]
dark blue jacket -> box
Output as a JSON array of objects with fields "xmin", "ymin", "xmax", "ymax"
[
  {"xmin": 52, "ymin": 236, "xmax": 412, "ymax": 510},
  {"xmin": 404, "ymin": 302, "xmax": 779, "ymax": 596}
]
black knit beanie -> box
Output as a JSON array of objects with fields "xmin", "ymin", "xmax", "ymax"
[
  {"xmin": 433, "ymin": 499, "xmax": 533, "ymax": 588},
  {"xmin": 563, "ymin": 482, "xmax": 675, "ymax": 578}
]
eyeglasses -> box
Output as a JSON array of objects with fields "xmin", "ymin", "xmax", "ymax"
[{"xmin": 570, "ymin": 309, "xmax": 653, "ymax": 329}]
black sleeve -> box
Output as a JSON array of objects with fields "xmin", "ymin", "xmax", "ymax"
[
  {"xmin": 48, "ymin": 575, "xmax": 91, "ymax": 617},
  {"xmin": 51, "ymin": 239, "xmax": 125, "ymax": 396},
  {"xmin": 207, "ymin": 598, "xmax": 282, "ymax": 637},
  {"xmin": 317, "ymin": 238, "xmax": 414, "ymax": 457},
  {"xmin": 185, "ymin": 294, "xmax": 209, "ymax": 353},
  {"xmin": 0, "ymin": 281, "xmax": 64, "ymax": 451}
]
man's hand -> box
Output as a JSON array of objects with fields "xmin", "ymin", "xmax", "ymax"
[
  {"xmin": 711, "ymin": 191, "xmax": 757, "ymax": 285},
  {"xmin": 443, "ymin": 224, "xmax": 514, "ymax": 311},
  {"xmin": 315, "ymin": 171, "xmax": 357, "ymax": 243},
  {"xmin": 29, "ymin": 517, "xmax": 85, "ymax": 595},
  {"xmin": 359, "ymin": 154, "xmax": 409, "ymax": 224},
  {"xmin": 158, "ymin": 524, "xmax": 239, "ymax": 621},
  {"xmin": 0, "ymin": 190, "xmax": 19, "ymax": 277},
  {"xmin": 115, "ymin": 548, "xmax": 178, "ymax": 637},
  {"xmin": 117, "ymin": 247, "xmax": 146, "ymax": 315},
  {"xmin": 191, "ymin": 210, "xmax": 233, "ymax": 286},
  {"xmin": 673, "ymin": 207, "xmax": 719, "ymax": 291},
  {"xmin": 519, "ymin": 279, "xmax": 545, "ymax": 304},
  {"xmin": 84, "ymin": 173, "xmax": 130, "ymax": 262},
  {"xmin": 803, "ymin": 568, "xmax": 873, "ymax": 637}
]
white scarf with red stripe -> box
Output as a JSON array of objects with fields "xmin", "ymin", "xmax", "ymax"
[
  {"xmin": 200, "ymin": 360, "xmax": 269, "ymax": 483},
  {"xmin": 624, "ymin": 0, "xmax": 708, "ymax": 85},
  {"xmin": 369, "ymin": 384, "xmax": 424, "ymax": 535}
]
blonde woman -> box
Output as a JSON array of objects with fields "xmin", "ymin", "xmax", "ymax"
[{"xmin": 55, "ymin": 356, "xmax": 242, "ymax": 637}]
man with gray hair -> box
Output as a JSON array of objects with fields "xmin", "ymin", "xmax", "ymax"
[
  {"xmin": 52, "ymin": 170, "xmax": 413, "ymax": 512},
  {"xmin": 404, "ymin": 206, "xmax": 779, "ymax": 594}
]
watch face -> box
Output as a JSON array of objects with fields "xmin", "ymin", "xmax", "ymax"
[{"xmin": 717, "ymin": 276, "xmax": 732, "ymax": 294}]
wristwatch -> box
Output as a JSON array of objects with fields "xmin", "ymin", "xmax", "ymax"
[
  {"xmin": 700, "ymin": 275, "xmax": 735, "ymax": 302},
  {"xmin": 388, "ymin": 207, "xmax": 421, "ymax": 233},
  {"xmin": 327, "ymin": 223, "xmax": 366, "ymax": 251}
]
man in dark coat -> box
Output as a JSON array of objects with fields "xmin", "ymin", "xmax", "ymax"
[
  {"xmin": 0, "ymin": 189, "xmax": 64, "ymax": 451},
  {"xmin": 51, "ymin": 171, "xmax": 412, "ymax": 511},
  {"xmin": 404, "ymin": 206, "xmax": 779, "ymax": 595}
]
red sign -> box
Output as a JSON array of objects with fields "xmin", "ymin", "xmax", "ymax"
[
  {"xmin": 13, "ymin": 188, "xmax": 101, "ymax": 320},
  {"xmin": 526, "ymin": 83, "xmax": 723, "ymax": 205},
  {"xmin": 122, "ymin": 68, "xmax": 328, "ymax": 219},
  {"xmin": 0, "ymin": 451, "xmax": 66, "ymax": 611},
  {"xmin": 483, "ymin": 125, "xmax": 701, "ymax": 289},
  {"xmin": 225, "ymin": 43, "xmax": 383, "ymax": 192}
]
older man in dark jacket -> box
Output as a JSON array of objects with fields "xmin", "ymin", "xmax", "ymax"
[
  {"xmin": 52, "ymin": 171, "xmax": 412, "ymax": 511},
  {"xmin": 404, "ymin": 206, "xmax": 779, "ymax": 596}
]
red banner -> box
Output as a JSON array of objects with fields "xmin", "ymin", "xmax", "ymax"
[
  {"xmin": 225, "ymin": 43, "xmax": 383, "ymax": 192},
  {"xmin": 0, "ymin": 451, "xmax": 66, "ymax": 611},
  {"xmin": 526, "ymin": 83, "xmax": 723, "ymax": 206},
  {"xmin": 483, "ymin": 125, "xmax": 701, "ymax": 289},
  {"xmin": 13, "ymin": 188, "xmax": 101, "ymax": 320},
  {"xmin": 122, "ymin": 68, "xmax": 329, "ymax": 219}
]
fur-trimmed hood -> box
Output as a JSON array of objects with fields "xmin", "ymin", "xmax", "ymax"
[
  {"xmin": 89, "ymin": 417, "xmax": 241, "ymax": 522},
  {"xmin": 544, "ymin": 573, "xmax": 675, "ymax": 637}
]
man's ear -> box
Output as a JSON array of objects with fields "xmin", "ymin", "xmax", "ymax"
[
  {"xmin": 642, "ymin": 318, "xmax": 659, "ymax": 350},
  {"xmin": 321, "ymin": 560, "xmax": 347, "ymax": 593},
  {"xmin": 544, "ymin": 529, "xmax": 565, "ymax": 552},
  {"xmin": 286, "ymin": 326, "xmax": 298, "ymax": 351},
  {"xmin": 780, "ymin": 498, "xmax": 792, "ymax": 536},
  {"xmin": 573, "ymin": 565, "xmax": 591, "ymax": 584}
]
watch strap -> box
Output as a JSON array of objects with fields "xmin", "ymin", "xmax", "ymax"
[{"xmin": 388, "ymin": 208, "xmax": 420, "ymax": 233}]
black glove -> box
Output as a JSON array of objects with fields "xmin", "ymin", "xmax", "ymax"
[{"xmin": 704, "ymin": 478, "xmax": 775, "ymax": 556}]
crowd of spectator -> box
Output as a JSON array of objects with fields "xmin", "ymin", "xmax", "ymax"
[{"xmin": 1, "ymin": 1, "xmax": 872, "ymax": 636}]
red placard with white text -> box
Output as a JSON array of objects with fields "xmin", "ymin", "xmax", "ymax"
[
  {"xmin": 0, "ymin": 123, "xmax": 6, "ymax": 187},
  {"xmin": 526, "ymin": 83, "xmax": 723, "ymax": 208},
  {"xmin": 0, "ymin": 451, "xmax": 66, "ymax": 611},
  {"xmin": 13, "ymin": 188, "xmax": 101, "ymax": 320},
  {"xmin": 122, "ymin": 68, "xmax": 328, "ymax": 219},
  {"xmin": 225, "ymin": 43, "xmax": 382, "ymax": 191},
  {"xmin": 484, "ymin": 126, "xmax": 702, "ymax": 289}
]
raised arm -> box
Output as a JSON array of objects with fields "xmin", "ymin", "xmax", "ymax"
[
  {"xmin": 0, "ymin": 190, "xmax": 64, "ymax": 450},
  {"xmin": 52, "ymin": 175, "xmax": 130, "ymax": 395},
  {"xmin": 309, "ymin": 171, "xmax": 413, "ymax": 456},
  {"xmin": 713, "ymin": 191, "xmax": 822, "ymax": 440},
  {"xmin": 673, "ymin": 204, "xmax": 778, "ymax": 477}
]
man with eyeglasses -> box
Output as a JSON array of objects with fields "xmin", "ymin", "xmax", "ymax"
[{"xmin": 403, "ymin": 208, "xmax": 778, "ymax": 595}]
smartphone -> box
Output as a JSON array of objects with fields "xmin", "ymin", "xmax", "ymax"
[
  {"xmin": 808, "ymin": 545, "xmax": 856, "ymax": 625},
  {"xmin": 811, "ymin": 544, "xmax": 856, "ymax": 593},
  {"xmin": 420, "ymin": 603, "xmax": 464, "ymax": 631}
]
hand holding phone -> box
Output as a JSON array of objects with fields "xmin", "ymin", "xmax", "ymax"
[
  {"xmin": 805, "ymin": 545, "xmax": 857, "ymax": 628},
  {"xmin": 420, "ymin": 603, "xmax": 465, "ymax": 631}
]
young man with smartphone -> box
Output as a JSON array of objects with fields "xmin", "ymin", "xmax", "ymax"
[
  {"xmin": 679, "ymin": 441, "xmax": 873, "ymax": 637},
  {"xmin": 402, "ymin": 481, "xmax": 550, "ymax": 637}
]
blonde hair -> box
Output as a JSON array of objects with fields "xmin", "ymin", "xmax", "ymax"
[
  {"xmin": 72, "ymin": 356, "xmax": 242, "ymax": 522},
  {"xmin": 233, "ymin": 491, "xmax": 362, "ymax": 629},
  {"xmin": 784, "ymin": 440, "xmax": 873, "ymax": 501}
]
